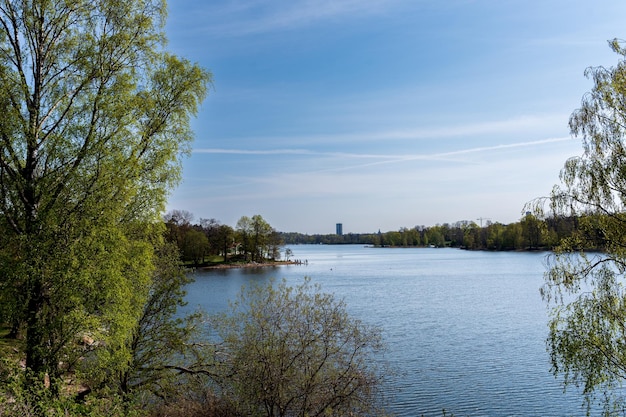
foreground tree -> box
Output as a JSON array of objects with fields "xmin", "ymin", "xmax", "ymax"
[
  {"xmin": 0, "ymin": 0, "xmax": 209, "ymax": 393},
  {"xmin": 115, "ymin": 242, "xmax": 202, "ymax": 401},
  {"xmin": 211, "ymin": 278, "xmax": 387, "ymax": 417},
  {"xmin": 534, "ymin": 39, "xmax": 626, "ymax": 415}
]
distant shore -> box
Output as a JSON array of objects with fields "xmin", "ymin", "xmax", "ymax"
[{"xmin": 201, "ymin": 260, "xmax": 306, "ymax": 270}]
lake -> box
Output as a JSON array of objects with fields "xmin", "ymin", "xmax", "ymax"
[{"xmin": 184, "ymin": 245, "xmax": 591, "ymax": 416}]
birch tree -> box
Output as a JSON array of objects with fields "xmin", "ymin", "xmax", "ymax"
[
  {"xmin": 536, "ymin": 39, "xmax": 626, "ymax": 415},
  {"xmin": 0, "ymin": 0, "xmax": 209, "ymax": 390}
]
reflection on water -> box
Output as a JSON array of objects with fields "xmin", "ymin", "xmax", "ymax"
[{"xmin": 184, "ymin": 245, "xmax": 591, "ymax": 417}]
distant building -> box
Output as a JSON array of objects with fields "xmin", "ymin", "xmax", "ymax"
[{"xmin": 336, "ymin": 223, "xmax": 343, "ymax": 235}]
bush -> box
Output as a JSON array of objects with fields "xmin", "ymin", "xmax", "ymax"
[{"xmin": 210, "ymin": 277, "xmax": 388, "ymax": 417}]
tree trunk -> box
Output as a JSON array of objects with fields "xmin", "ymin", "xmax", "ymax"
[{"xmin": 25, "ymin": 277, "xmax": 47, "ymax": 378}]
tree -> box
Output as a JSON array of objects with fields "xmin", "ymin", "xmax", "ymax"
[
  {"xmin": 425, "ymin": 225, "xmax": 446, "ymax": 247},
  {"xmin": 534, "ymin": 39, "xmax": 626, "ymax": 415},
  {"xmin": 503, "ymin": 222, "xmax": 524, "ymax": 250},
  {"xmin": 181, "ymin": 229, "xmax": 209, "ymax": 265},
  {"xmin": 116, "ymin": 242, "xmax": 203, "ymax": 402},
  {"xmin": 0, "ymin": 0, "xmax": 210, "ymax": 392},
  {"xmin": 199, "ymin": 218, "xmax": 234, "ymax": 260},
  {"xmin": 165, "ymin": 210, "xmax": 195, "ymax": 248},
  {"xmin": 250, "ymin": 214, "xmax": 272, "ymax": 261},
  {"xmin": 235, "ymin": 215, "xmax": 253, "ymax": 261},
  {"xmin": 211, "ymin": 278, "xmax": 387, "ymax": 417},
  {"xmin": 216, "ymin": 224, "xmax": 235, "ymax": 260},
  {"xmin": 266, "ymin": 229, "xmax": 282, "ymax": 260},
  {"xmin": 461, "ymin": 222, "xmax": 481, "ymax": 249},
  {"xmin": 520, "ymin": 213, "xmax": 545, "ymax": 249},
  {"xmin": 235, "ymin": 214, "xmax": 281, "ymax": 262},
  {"xmin": 485, "ymin": 222, "xmax": 504, "ymax": 250}
]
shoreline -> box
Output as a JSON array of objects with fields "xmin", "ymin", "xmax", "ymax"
[{"xmin": 201, "ymin": 260, "xmax": 305, "ymax": 270}]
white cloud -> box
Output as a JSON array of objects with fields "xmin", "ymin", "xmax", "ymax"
[{"xmin": 193, "ymin": 136, "xmax": 573, "ymax": 166}]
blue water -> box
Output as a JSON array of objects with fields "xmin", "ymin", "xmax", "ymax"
[{"xmin": 184, "ymin": 245, "xmax": 591, "ymax": 416}]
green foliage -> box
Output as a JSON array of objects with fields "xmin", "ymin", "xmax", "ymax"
[
  {"xmin": 198, "ymin": 218, "xmax": 235, "ymax": 261},
  {"xmin": 0, "ymin": 357, "xmax": 144, "ymax": 417},
  {"xmin": 165, "ymin": 210, "xmax": 611, "ymax": 252},
  {"xmin": 165, "ymin": 212, "xmax": 283, "ymax": 264},
  {"xmin": 0, "ymin": 0, "xmax": 210, "ymax": 405},
  {"xmin": 0, "ymin": 240, "xmax": 211, "ymax": 414},
  {"xmin": 108, "ymin": 242, "xmax": 205, "ymax": 402},
  {"xmin": 534, "ymin": 39, "xmax": 626, "ymax": 415},
  {"xmin": 279, "ymin": 217, "xmax": 569, "ymax": 250},
  {"xmin": 210, "ymin": 278, "xmax": 388, "ymax": 417},
  {"xmin": 181, "ymin": 229, "xmax": 210, "ymax": 265},
  {"xmin": 234, "ymin": 215, "xmax": 283, "ymax": 261}
]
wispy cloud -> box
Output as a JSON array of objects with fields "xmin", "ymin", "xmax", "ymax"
[
  {"xmin": 187, "ymin": 0, "xmax": 405, "ymax": 37},
  {"xmin": 288, "ymin": 136, "xmax": 575, "ymax": 173},
  {"xmin": 208, "ymin": 138, "xmax": 573, "ymax": 200},
  {"xmin": 195, "ymin": 114, "xmax": 567, "ymax": 148},
  {"xmin": 193, "ymin": 136, "xmax": 572, "ymax": 165},
  {"xmin": 193, "ymin": 148, "xmax": 395, "ymax": 159},
  {"xmin": 410, "ymin": 137, "xmax": 573, "ymax": 159},
  {"xmin": 174, "ymin": 133, "xmax": 579, "ymax": 230}
]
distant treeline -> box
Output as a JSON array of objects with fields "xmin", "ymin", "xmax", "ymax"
[
  {"xmin": 167, "ymin": 210, "xmax": 609, "ymax": 259},
  {"xmin": 279, "ymin": 214, "xmax": 595, "ymax": 251}
]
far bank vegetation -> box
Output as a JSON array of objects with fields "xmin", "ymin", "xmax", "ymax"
[
  {"xmin": 172, "ymin": 209, "xmax": 608, "ymax": 253},
  {"xmin": 163, "ymin": 211, "xmax": 285, "ymax": 266},
  {"xmin": 281, "ymin": 213, "xmax": 604, "ymax": 252}
]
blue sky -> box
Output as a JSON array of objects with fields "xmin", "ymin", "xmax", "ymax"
[{"xmin": 164, "ymin": 0, "xmax": 626, "ymax": 234}]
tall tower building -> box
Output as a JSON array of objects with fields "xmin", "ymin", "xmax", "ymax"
[{"xmin": 336, "ymin": 223, "xmax": 343, "ymax": 235}]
